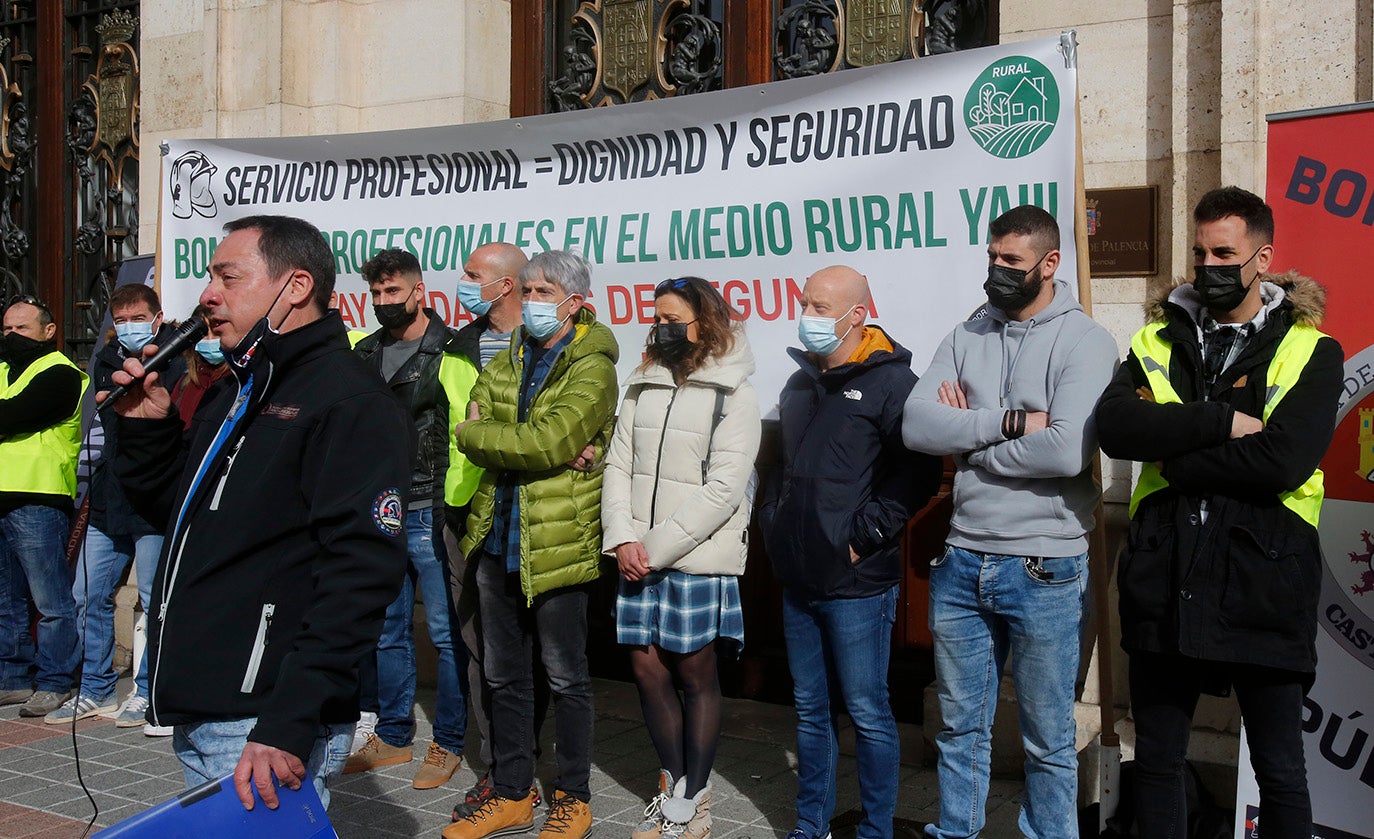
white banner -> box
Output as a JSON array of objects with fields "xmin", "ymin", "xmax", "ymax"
[{"xmin": 159, "ymin": 36, "xmax": 1078, "ymax": 410}]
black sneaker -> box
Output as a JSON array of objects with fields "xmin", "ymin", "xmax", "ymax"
[{"xmin": 455, "ymin": 775, "xmax": 542, "ymax": 821}]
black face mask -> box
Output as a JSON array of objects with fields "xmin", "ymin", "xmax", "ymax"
[
  {"xmin": 1194, "ymin": 248, "xmax": 1261, "ymax": 313},
  {"xmin": 374, "ymin": 300, "xmax": 419, "ymax": 331},
  {"xmin": 0, "ymin": 332, "xmax": 51, "ymax": 365},
  {"xmin": 984, "ymin": 252, "xmax": 1047, "ymax": 313},
  {"xmin": 652, "ymin": 322, "xmax": 693, "ymax": 362}
]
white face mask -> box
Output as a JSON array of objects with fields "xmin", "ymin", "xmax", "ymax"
[
  {"xmin": 522, "ymin": 294, "xmax": 574, "ymax": 339},
  {"xmin": 797, "ymin": 306, "xmax": 856, "ymax": 356}
]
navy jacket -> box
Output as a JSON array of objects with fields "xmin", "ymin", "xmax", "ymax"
[
  {"xmin": 760, "ymin": 327, "xmax": 940, "ymax": 599},
  {"xmin": 89, "ymin": 323, "xmax": 186, "ymax": 536}
]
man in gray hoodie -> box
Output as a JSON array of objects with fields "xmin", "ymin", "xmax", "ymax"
[{"xmin": 903, "ymin": 205, "xmax": 1117, "ymax": 839}]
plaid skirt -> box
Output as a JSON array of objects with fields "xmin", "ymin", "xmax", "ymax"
[{"xmin": 616, "ymin": 570, "xmax": 744, "ymax": 655}]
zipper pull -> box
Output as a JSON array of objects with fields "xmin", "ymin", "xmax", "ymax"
[{"xmin": 158, "ymin": 602, "xmax": 167, "ymax": 621}]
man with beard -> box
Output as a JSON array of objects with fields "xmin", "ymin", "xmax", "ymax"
[
  {"xmin": 903, "ymin": 205, "xmax": 1117, "ymax": 839},
  {"xmin": 1096, "ymin": 187, "xmax": 1342, "ymax": 838},
  {"xmin": 0, "ymin": 295, "xmax": 83, "ymax": 718},
  {"xmin": 345, "ymin": 248, "xmax": 469, "ymax": 791}
]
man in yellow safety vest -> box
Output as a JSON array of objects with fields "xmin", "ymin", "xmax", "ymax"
[
  {"xmin": 1096, "ymin": 187, "xmax": 1343, "ymax": 838},
  {"xmin": 0, "ymin": 296, "xmax": 85, "ymax": 718}
]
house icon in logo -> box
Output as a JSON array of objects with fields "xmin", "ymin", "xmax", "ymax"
[
  {"xmin": 1008, "ymin": 76, "xmax": 1047, "ymax": 123},
  {"xmin": 169, "ymin": 150, "xmax": 219, "ymax": 219}
]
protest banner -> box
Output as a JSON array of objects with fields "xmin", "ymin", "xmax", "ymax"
[
  {"xmin": 1232, "ymin": 101, "xmax": 1374, "ymax": 839},
  {"xmin": 158, "ymin": 35, "xmax": 1080, "ymax": 409}
]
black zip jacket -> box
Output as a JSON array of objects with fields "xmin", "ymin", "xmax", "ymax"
[
  {"xmin": 115, "ymin": 313, "xmax": 411, "ymax": 760},
  {"xmin": 354, "ymin": 310, "xmax": 457, "ymax": 508},
  {"xmin": 1095, "ymin": 273, "xmax": 1342, "ymax": 674},
  {"xmin": 89, "ymin": 324, "xmax": 186, "ymax": 536},
  {"xmin": 760, "ymin": 327, "xmax": 941, "ymax": 599}
]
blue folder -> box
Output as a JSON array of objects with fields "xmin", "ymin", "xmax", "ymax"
[{"xmin": 95, "ymin": 773, "xmax": 338, "ymax": 838}]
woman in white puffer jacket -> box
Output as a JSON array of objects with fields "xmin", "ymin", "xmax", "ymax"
[{"xmin": 601, "ymin": 276, "xmax": 761, "ymax": 839}]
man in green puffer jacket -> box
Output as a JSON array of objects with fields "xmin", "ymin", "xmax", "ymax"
[{"xmin": 447, "ymin": 249, "xmax": 617, "ymax": 839}]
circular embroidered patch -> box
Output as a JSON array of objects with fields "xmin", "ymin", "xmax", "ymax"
[{"xmin": 372, "ymin": 488, "xmax": 404, "ymax": 537}]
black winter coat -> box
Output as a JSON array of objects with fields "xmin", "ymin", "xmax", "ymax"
[
  {"xmin": 355, "ymin": 310, "xmax": 458, "ymax": 507},
  {"xmin": 89, "ymin": 324, "xmax": 186, "ymax": 536},
  {"xmin": 760, "ymin": 328, "xmax": 941, "ymax": 599},
  {"xmin": 116, "ymin": 313, "xmax": 411, "ymax": 760},
  {"xmin": 1095, "ymin": 273, "xmax": 1342, "ymax": 674}
]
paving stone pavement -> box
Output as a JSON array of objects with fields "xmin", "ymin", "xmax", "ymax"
[{"xmin": 0, "ymin": 676, "xmax": 1027, "ymax": 838}]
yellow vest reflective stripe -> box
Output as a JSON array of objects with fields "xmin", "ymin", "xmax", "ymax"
[
  {"xmin": 0, "ymin": 351, "xmax": 90, "ymax": 497},
  {"xmin": 1128, "ymin": 321, "xmax": 1326, "ymax": 527},
  {"xmin": 438, "ymin": 352, "xmax": 483, "ymax": 507}
]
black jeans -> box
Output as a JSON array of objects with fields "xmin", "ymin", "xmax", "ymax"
[
  {"xmin": 1129, "ymin": 652, "xmax": 1310, "ymax": 839},
  {"xmin": 477, "ymin": 552, "xmax": 593, "ymax": 802}
]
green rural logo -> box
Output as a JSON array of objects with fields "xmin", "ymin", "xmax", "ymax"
[{"xmin": 964, "ymin": 55, "xmax": 1059, "ymax": 158}]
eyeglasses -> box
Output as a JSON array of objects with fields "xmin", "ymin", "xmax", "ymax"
[{"xmin": 655, "ymin": 278, "xmax": 692, "ymax": 293}]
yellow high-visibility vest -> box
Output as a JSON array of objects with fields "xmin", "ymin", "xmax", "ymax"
[
  {"xmin": 1128, "ymin": 321, "xmax": 1326, "ymax": 528},
  {"xmin": 438, "ymin": 352, "xmax": 482, "ymax": 507},
  {"xmin": 0, "ymin": 351, "xmax": 89, "ymax": 498}
]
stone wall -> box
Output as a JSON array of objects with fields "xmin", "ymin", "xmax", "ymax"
[{"xmin": 137, "ymin": 0, "xmax": 512, "ymax": 252}]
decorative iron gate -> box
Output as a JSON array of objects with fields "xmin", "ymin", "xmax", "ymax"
[{"xmin": 0, "ymin": 0, "xmax": 138, "ymax": 364}]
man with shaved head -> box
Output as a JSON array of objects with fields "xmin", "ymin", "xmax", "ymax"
[
  {"xmin": 442, "ymin": 242, "xmax": 528, "ymax": 817},
  {"xmin": 903, "ymin": 205, "xmax": 1117, "ymax": 839},
  {"xmin": 761, "ymin": 265, "xmax": 939, "ymax": 839}
]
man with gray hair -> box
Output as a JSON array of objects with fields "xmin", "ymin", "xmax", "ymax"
[{"xmin": 445, "ymin": 250, "xmax": 618, "ymax": 839}]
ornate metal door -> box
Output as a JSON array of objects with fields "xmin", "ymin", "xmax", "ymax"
[{"xmin": 0, "ymin": 0, "xmax": 138, "ymax": 364}]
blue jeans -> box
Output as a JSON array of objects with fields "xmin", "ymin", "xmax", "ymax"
[
  {"xmin": 0, "ymin": 505, "xmax": 78, "ymax": 692},
  {"xmin": 172, "ymin": 717, "xmax": 354, "ymax": 810},
  {"xmin": 73, "ymin": 527, "xmax": 161, "ymax": 700},
  {"xmin": 783, "ymin": 585, "xmax": 900, "ymax": 839},
  {"xmin": 375, "ymin": 508, "xmax": 466, "ymax": 753},
  {"xmin": 926, "ymin": 546, "xmax": 1088, "ymax": 839}
]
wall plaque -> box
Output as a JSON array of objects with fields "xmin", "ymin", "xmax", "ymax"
[{"xmin": 1086, "ymin": 185, "xmax": 1157, "ymax": 277}]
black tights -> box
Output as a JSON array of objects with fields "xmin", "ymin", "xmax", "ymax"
[{"xmin": 631, "ymin": 643, "xmax": 722, "ymax": 798}]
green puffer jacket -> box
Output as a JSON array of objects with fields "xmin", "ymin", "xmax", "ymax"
[{"xmin": 457, "ymin": 307, "xmax": 620, "ymax": 602}]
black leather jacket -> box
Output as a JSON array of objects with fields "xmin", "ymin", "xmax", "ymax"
[{"xmin": 355, "ymin": 310, "xmax": 458, "ymax": 506}]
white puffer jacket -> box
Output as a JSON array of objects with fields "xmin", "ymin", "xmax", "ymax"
[{"xmin": 601, "ymin": 330, "xmax": 761, "ymax": 576}]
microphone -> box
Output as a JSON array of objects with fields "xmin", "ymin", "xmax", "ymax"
[{"xmin": 101, "ymin": 317, "xmax": 210, "ymax": 406}]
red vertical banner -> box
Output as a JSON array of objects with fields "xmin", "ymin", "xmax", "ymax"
[{"xmin": 1241, "ymin": 105, "xmax": 1374, "ymax": 839}]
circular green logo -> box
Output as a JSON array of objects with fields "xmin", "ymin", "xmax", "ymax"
[{"xmin": 964, "ymin": 55, "xmax": 1060, "ymax": 159}]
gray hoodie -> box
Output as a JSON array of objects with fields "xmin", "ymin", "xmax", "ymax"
[{"xmin": 902, "ymin": 279, "xmax": 1118, "ymax": 556}]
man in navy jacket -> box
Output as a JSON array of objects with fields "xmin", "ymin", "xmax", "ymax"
[{"xmin": 761, "ymin": 264, "xmax": 939, "ymax": 839}]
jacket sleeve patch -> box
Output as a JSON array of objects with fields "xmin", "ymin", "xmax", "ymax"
[{"xmin": 372, "ymin": 488, "xmax": 404, "ymax": 537}]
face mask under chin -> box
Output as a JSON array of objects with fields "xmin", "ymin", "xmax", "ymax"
[{"xmin": 226, "ymin": 277, "xmax": 294, "ymax": 371}]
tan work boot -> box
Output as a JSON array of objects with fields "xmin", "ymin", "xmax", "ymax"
[
  {"xmin": 413, "ymin": 742, "xmax": 463, "ymax": 789},
  {"xmin": 443, "ymin": 790, "xmax": 536, "ymax": 839},
  {"xmin": 538, "ymin": 791, "xmax": 592, "ymax": 839},
  {"xmin": 631, "ymin": 770, "xmax": 675, "ymax": 839},
  {"xmin": 343, "ymin": 733, "xmax": 413, "ymax": 774}
]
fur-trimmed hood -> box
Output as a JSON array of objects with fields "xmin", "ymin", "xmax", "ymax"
[{"xmin": 1144, "ymin": 269, "xmax": 1327, "ymax": 326}]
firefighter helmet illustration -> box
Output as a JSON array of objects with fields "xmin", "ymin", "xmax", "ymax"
[{"xmin": 170, "ymin": 150, "xmax": 218, "ymax": 219}]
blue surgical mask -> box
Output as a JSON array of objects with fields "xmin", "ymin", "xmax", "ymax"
[
  {"xmin": 195, "ymin": 337, "xmax": 225, "ymax": 365},
  {"xmin": 114, "ymin": 321, "xmax": 156, "ymax": 353},
  {"xmin": 456, "ymin": 278, "xmax": 507, "ymax": 317},
  {"xmin": 522, "ymin": 294, "xmax": 574, "ymax": 340},
  {"xmin": 798, "ymin": 306, "xmax": 857, "ymax": 356}
]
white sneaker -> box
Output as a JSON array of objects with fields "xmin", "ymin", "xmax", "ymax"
[
  {"xmin": 143, "ymin": 722, "xmax": 173, "ymax": 737},
  {"xmin": 351, "ymin": 710, "xmax": 378, "ymax": 753}
]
